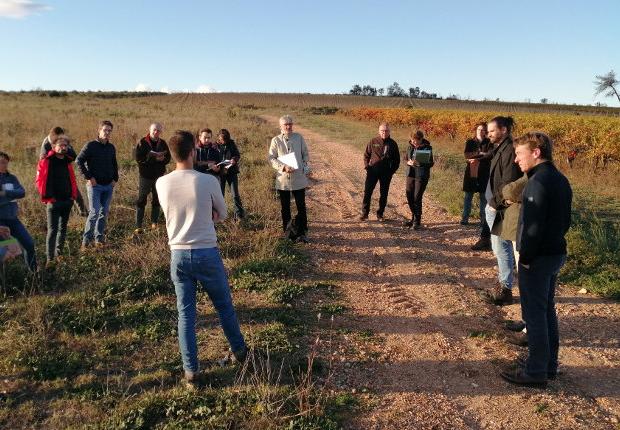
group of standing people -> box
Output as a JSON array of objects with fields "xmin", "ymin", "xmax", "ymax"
[
  {"xmin": 354, "ymin": 116, "xmax": 573, "ymax": 388},
  {"xmin": 359, "ymin": 123, "xmax": 435, "ymax": 229},
  {"xmin": 459, "ymin": 117, "xmax": 573, "ymax": 388},
  {"xmin": 2, "ymin": 113, "xmax": 573, "ymax": 390}
]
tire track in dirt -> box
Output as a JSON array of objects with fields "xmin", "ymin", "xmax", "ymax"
[{"xmin": 262, "ymin": 115, "xmax": 620, "ymax": 429}]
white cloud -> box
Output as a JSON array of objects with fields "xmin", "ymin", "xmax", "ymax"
[
  {"xmin": 196, "ymin": 84, "xmax": 216, "ymax": 93},
  {"xmin": 133, "ymin": 83, "xmax": 151, "ymax": 92},
  {"xmin": 160, "ymin": 86, "xmax": 171, "ymax": 94},
  {"xmin": 0, "ymin": 0, "xmax": 51, "ymax": 19}
]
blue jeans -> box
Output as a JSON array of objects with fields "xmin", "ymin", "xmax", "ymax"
[
  {"xmin": 463, "ymin": 191, "xmax": 490, "ymax": 237},
  {"xmin": 485, "ymin": 204, "xmax": 515, "ymax": 289},
  {"xmin": 221, "ymin": 174, "xmax": 245, "ymax": 219},
  {"xmin": 518, "ymin": 255, "xmax": 566, "ymax": 378},
  {"xmin": 83, "ymin": 183, "xmax": 114, "ymax": 245},
  {"xmin": 170, "ymin": 247, "xmax": 246, "ymax": 373},
  {"xmin": 0, "ymin": 217, "xmax": 36, "ymax": 271}
]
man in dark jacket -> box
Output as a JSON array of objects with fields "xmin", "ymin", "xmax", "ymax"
[
  {"xmin": 76, "ymin": 120, "xmax": 119, "ymax": 249},
  {"xmin": 479, "ymin": 116, "xmax": 523, "ymax": 305},
  {"xmin": 360, "ymin": 123, "xmax": 400, "ymax": 221},
  {"xmin": 500, "ymin": 132, "xmax": 571, "ymax": 388},
  {"xmin": 133, "ymin": 123, "xmax": 170, "ymax": 233}
]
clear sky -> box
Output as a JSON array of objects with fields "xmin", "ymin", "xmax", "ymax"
[{"xmin": 1, "ymin": 0, "xmax": 619, "ymax": 106}]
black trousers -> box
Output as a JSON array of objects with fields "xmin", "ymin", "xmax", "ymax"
[
  {"xmin": 278, "ymin": 189, "xmax": 307, "ymax": 234},
  {"xmin": 46, "ymin": 200, "xmax": 73, "ymax": 260},
  {"xmin": 136, "ymin": 176, "xmax": 160, "ymax": 228},
  {"xmin": 221, "ymin": 173, "xmax": 245, "ymax": 219},
  {"xmin": 406, "ymin": 176, "xmax": 429, "ymax": 225},
  {"xmin": 362, "ymin": 169, "xmax": 393, "ymax": 216}
]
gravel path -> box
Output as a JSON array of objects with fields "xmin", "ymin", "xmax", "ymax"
[{"xmin": 264, "ymin": 116, "xmax": 620, "ymax": 429}]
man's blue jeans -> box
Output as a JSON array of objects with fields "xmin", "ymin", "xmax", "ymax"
[
  {"xmin": 83, "ymin": 183, "xmax": 114, "ymax": 245},
  {"xmin": 170, "ymin": 247, "xmax": 246, "ymax": 373},
  {"xmin": 518, "ymin": 255, "xmax": 566, "ymax": 379},
  {"xmin": 485, "ymin": 204, "xmax": 515, "ymax": 289}
]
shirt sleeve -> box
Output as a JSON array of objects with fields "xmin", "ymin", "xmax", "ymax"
[
  {"xmin": 518, "ymin": 180, "xmax": 547, "ymax": 264},
  {"xmin": 269, "ymin": 137, "xmax": 285, "ymax": 171},
  {"xmin": 76, "ymin": 142, "xmax": 92, "ymax": 180}
]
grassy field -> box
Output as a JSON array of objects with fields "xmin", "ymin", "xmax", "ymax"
[
  {"xmin": 0, "ymin": 92, "xmax": 618, "ymax": 428},
  {"xmin": 0, "ymin": 94, "xmax": 354, "ymax": 429}
]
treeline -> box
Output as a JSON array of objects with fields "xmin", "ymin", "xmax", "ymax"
[
  {"xmin": 348, "ymin": 82, "xmax": 440, "ymax": 99},
  {"xmin": 0, "ymin": 90, "xmax": 167, "ymax": 99}
]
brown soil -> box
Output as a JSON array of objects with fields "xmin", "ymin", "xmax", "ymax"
[{"xmin": 263, "ymin": 116, "xmax": 620, "ymax": 429}]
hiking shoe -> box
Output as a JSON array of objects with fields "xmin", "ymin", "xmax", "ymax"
[
  {"xmin": 505, "ymin": 320, "xmax": 526, "ymax": 332},
  {"xmin": 133, "ymin": 228, "xmax": 144, "ymax": 235},
  {"xmin": 500, "ymin": 367, "xmax": 547, "ymax": 388},
  {"xmin": 403, "ymin": 220, "xmax": 414, "ymax": 228},
  {"xmin": 183, "ymin": 370, "xmax": 200, "ymax": 390},
  {"xmin": 218, "ymin": 347, "xmax": 248, "ymax": 367},
  {"xmin": 478, "ymin": 284, "xmax": 513, "ymax": 305},
  {"xmin": 376, "ymin": 214, "xmax": 385, "ymax": 222},
  {"xmin": 506, "ymin": 332, "xmax": 528, "ymax": 347},
  {"xmin": 150, "ymin": 223, "xmax": 158, "ymax": 230},
  {"xmin": 514, "ymin": 356, "xmax": 560, "ymax": 379},
  {"xmin": 460, "ymin": 220, "xmax": 469, "ymax": 225},
  {"xmin": 297, "ymin": 234, "xmax": 309, "ymax": 244},
  {"xmin": 358, "ymin": 213, "xmax": 369, "ymax": 221},
  {"xmin": 471, "ymin": 238, "xmax": 492, "ymax": 251},
  {"xmin": 413, "ymin": 224, "xmax": 422, "ymax": 230}
]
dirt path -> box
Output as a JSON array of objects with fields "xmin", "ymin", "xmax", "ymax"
[{"xmin": 263, "ymin": 116, "xmax": 620, "ymax": 429}]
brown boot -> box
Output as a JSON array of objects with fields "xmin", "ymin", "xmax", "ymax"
[{"xmin": 478, "ymin": 284, "xmax": 513, "ymax": 305}]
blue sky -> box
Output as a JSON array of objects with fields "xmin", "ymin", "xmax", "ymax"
[{"xmin": 1, "ymin": 0, "xmax": 619, "ymax": 106}]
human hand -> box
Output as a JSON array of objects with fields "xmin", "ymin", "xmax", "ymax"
[
  {"xmin": 0, "ymin": 226, "xmax": 10, "ymax": 239},
  {"xmin": 505, "ymin": 199, "xmax": 514, "ymax": 205},
  {"xmin": 212, "ymin": 210, "xmax": 220, "ymax": 222},
  {"xmin": 111, "ymin": 180, "xmax": 117, "ymax": 187},
  {"xmin": 89, "ymin": 178, "xmax": 97, "ymax": 186}
]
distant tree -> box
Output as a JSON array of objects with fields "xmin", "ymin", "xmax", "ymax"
[
  {"xmin": 446, "ymin": 94, "xmax": 460, "ymax": 100},
  {"xmin": 594, "ymin": 70, "xmax": 620, "ymax": 103},
  {"xmin": 408, "ymin": 87, "xmax": 420, "ymax": 98},
  {"xmin": 377, "ymin": 88, "xmax": 385, "ymax": 96},
  {"xmin": 540, "ymin": 98, "xmax": 548, "ymax": 104},
  {"xmin": 361, "ymin": 85, "xmax": 377, "ymax": 96},
  {"xmin": 387, "ymin": 82, "xmax": 406, "ymax": 97},
  {"xmin": 349, "ymin": 84, "xmax": 362, "ymax": 96}
]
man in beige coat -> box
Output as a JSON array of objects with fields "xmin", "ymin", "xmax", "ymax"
[{"xmin": 268, "ymin": 115, "xmax": 310, "ymax": 242}]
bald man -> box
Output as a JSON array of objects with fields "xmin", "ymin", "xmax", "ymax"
[{"xmin": 133, "ymin": 122, "xmax": 171, "ymax": 233}]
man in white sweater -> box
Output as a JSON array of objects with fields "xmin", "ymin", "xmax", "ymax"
[{"xmin": 156, "ymin": 130, "xmax": 247, "ymax": 386}]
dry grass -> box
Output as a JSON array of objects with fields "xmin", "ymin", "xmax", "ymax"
[{"xmin": 0, "ymin": 94, "xmax": 351, "ymax": 429}]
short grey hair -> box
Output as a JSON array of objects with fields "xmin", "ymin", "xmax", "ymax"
[
  {"xmin": 279, "ymin": 115, "xmax": 293, "ymax": 125},
  {"xmin": 150, "ymin": 122, "xmax": 163, "ymax": 131}
]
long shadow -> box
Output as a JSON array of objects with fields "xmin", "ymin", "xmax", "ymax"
[{"xmin": 339, "ymin": 359, "xmax": 620, "ymax": 397}]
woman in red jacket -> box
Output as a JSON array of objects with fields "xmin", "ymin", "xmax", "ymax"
[{"xmin": 36, "ymin": 135, "xmax": 78, "ymax": 268}]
